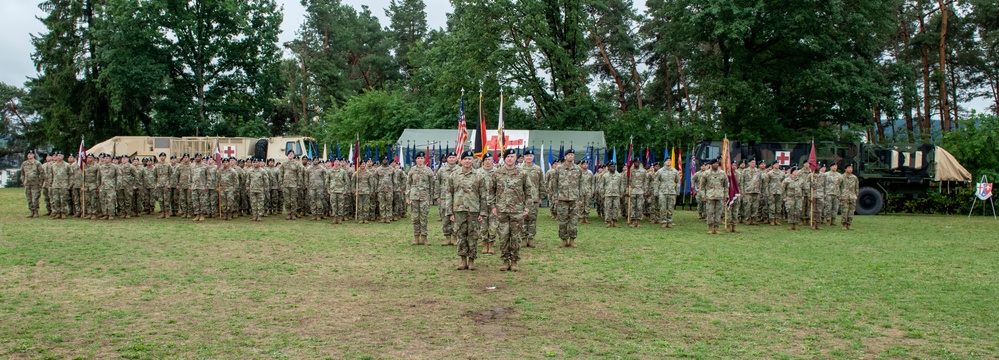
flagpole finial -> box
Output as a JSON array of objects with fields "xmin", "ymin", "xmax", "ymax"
[{"xmin": 461, "ymin": 88, "xmax": 465, "ymax": 95}]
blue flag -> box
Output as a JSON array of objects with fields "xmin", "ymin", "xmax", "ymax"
[{"xmin": 365, "ymin": 145, "xmax": 371, "ymax": 160}]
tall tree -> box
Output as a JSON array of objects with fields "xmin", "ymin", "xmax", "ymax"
[{"xmin": 385, "ymin": 0, "xmax": 427, "ymax": 80}]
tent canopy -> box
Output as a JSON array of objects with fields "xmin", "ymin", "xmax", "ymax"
[{"xmin": 934, "ymin": 146, "xmax": 972, "ymax": 182}]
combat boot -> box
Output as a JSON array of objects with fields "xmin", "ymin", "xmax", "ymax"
[
  {"xmin": 842, "ymin": 224, "xmax": 848, "ymax": 230},
  {"xmin": 714, "ymin": 226, "xmax": 722, "ymax": 235},
  {"xmin": 707, "ymin": 225, "xmax": 714, "ymax": 235},
  {"xmin": 107, "ymin": 216, "xmax": 115, "ymax": 220},
  {"xmin": 667, "ymin": 223, "xmax": 673, "ymax": 228},
  {"xmin": 60, "ymin": 214, "xmax": 66, "ymax": 219},
  {"xmin": 420, "ymin": 235, "xmax": 428, "ymax": 245},
  {"xmin": 730, "ymin": 225, "xmax": 740, "ymax": 233},
  {"xmin": 847, "ymin": 225, "xmax": 854, "ymax": 230},
  {"xmin": 501, "ymin": 259, "xmax": 511, "ymax": 271},
  {"xmin": 661, "ymin": 223, "xmax": 668, "ymax": 228},
  {"xmin": 412, "ymin": 236, "xmax": 420, "ymax": 246},
  {"xmin": 456, "ymin": 256, "xmax": 468, "ymax": 270},
  {"xmin": 441, "ymin": 236, "xmax": 451, "ymax": 246},
  {"xmin": 569, "ymin": 238, "xmax": 577, "ymax": 248},
  {"xmin": 606, "ymin": 221, "xmax": 612, "ymax": 228},
  {"xmin": 526, "ymin": 238, "xmax": 535, "ymax": 248},
  {"xmin": 509, "ymin": 261, "xmax": 519, "ymax": 271},
  {"xmin": 791, "ymin": 224, "xmax": 797, "ymax": 230},
  {"xmin": 787, "ymin": 224, "xmax": 794, "ymax": 230},
  {"xmin": 559, "ymin": 239, "xmax": 569, "ymax": 248},
  {"xmin": 467, "ymin": 259, "xmax": 476, "ymax": 271}
]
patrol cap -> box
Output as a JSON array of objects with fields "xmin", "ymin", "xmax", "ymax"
[
  {"xmin": 503, "ymin": 149, "xmax": 517, "ymax": 157},
  {"xmin": 461, "ymin": 150, "xmax": 474, "ymax": 159},
  {"xmin": 565, "ymin": 149, "xmax": 574, "ymax": 154},
  {"xmin": 416, "ymin": 151, "xmax": 425, "ymax": 158}
]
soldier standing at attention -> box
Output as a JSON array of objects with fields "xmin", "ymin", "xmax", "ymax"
[
  {"xmin": 626, "ymin": 159, "xmax": 647, "ymax": 227},
  {"xmin": 742, "ymin": 159, "xmax": 762, "ymax": 225},
  {"xmin": 809, "ymin": 163, "xmax": 827, "ymax": 230},
  {"xmin": 782, "ymin": 166, "xmax": 803, "ymax": 230},
  {"xmin": 154, "ymin": 153, "xmax": 172, "ymax": 218},
  {"xmin": 477, "ymin": 154, "xmax": 498, "ymax": 254},
  {"xmin": 602, "ymin": 163, "xmax": 625, "ymax": 227},
  {"xmin": 82, "ymin": 154, "xmax": 99, "ymax": 219},
  {"xmin": 266, "ymin": 159, "xmax": 279, "ymax": 215},
  {"xmin": 42, "ymin": 153, "xmax": 53, "ymax": 216},
  {"xmin": 307, "ymin": 158, "xmax": 327, "ymax": 220},
  {"xmin": 519, "ymin": 150, "xmax": 543, "ymax": 248},
  {"xmin": 355, "ymin": 159, "xmax": 377, "ymax": 224},
  {"xmin": 20, "ymin": 150, "xmax": 42, "ymax": 217},
  {"xmin": 174, "ymin": 154, "xmax": 192, "ymax": 218},
  {"xmin": 247, "ymin": 158, "xmax": 270, "ymax": 221},
  {"xmin": 392, "ymin": 160, "xmax": 407, "ymax": 220},
  {"xmin": 444, "ymin": 151, "xmax": 487, "ymax": 271},
  {"xmin": 837, "ymin": 164, "xmax": 859, "ymax": 230},
  {"xmin": 204, "ymin": 157, "xmax": 218, "ymax": 218},
  {"xmin": 549, "ymin": 149, "xmax": 583, "ymax": 247},
  {"xmin": 646, "ymin": 162, "xmax": 660, "ymax": 223},
  {"xmin": 766, "ymin": 162, "xmax": 784, "ymax": 225},
  {"xmin": 578, "ymin": 159, "xmax": 594, "ymax": 224},
  {"xmin": 694, "ymin": 164, "xmax": 708, "ymax": 219},
  {"xmin": 281, "ymin": 150, "xmax": 302, "ymax": 219},
  {"xmin": 115, "ymin": 156, "xmax": 132, "ymax": 218},
  {"xmin": 69, "ymin": 153, "xmax": 83, "ymax": 217},
  {"xmin": 656, "ymin": 157, "xmax": 680, "ymax": 228},
  {"xmin": 436, "ymin": 152, "xmax": 459, "ymax": 244},
  {"xmin": 375, "ymin": 158, "xmax": 395, "ymax": 223},
  {"xmin": 169, "ymin": 155, "xmax": 180, "ymax": 216},
  {"xmin": 188, "ymin": 154, "xmax": 207, "ymax": 221},
  {"xmin": 331, "ymin": 158, "xmax": 352, "ymax": 224},
  {"xmin": 219, "ymin": 158, "xmax": 236, "ymax": 220},
  {"xmin": 490, "ymin": 148, "xmax": 536, "ymax": 271},
  {"xmin": 48, "ymin": 151, "xmax": 69, "ymax": 219},
  {"xmin": 141, "ymin": 158, "xmax": 155, "ymax": 214},
  {"xmin": 97, "ymin": 154, "xmax": 118, "ymax": 220},
  {"xmin": 824, "ymin": 163, "xmax": 842, "ymax": 226},
  {"xmin": 594, "ymin": 164, "xmax": 607, "ymax": 219},
  {"xmin": 699, "ymin": 159, "xmax": 728, "ymax": 235},
  {"xmin": 407, "ymin": 152, "xmax": 434, "ymax": 245}
]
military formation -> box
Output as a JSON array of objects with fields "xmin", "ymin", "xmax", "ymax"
[{"xmin": 19, "ymin": 147, "xmax": 861, "ymax": 272}]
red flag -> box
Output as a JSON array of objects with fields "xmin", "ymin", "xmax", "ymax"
[
  {"xmin": 722, "ymin": 137, "xmax": 741, "ymax": 205},
  {"xmin": 354, "ymin": 135, "xmax": 361, "ymax": 172},
  {"xmin": 808, "ymin": 140, "xmax": 817, "ymax": 170},
  {"xmin": 626, "ymin": 140, "xmax": 634, "ymax": 179},
  {"xmin": 213, "ymin": 138, "xmax": 222, "ymax": 167}
]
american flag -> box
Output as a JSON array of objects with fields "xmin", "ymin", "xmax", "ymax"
[{"xmin": 455, "ymin": 94, "xmax": 467, "ymax": 156}]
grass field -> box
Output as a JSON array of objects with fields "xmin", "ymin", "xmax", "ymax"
[{"xmin": 1, "ymin": 188, "xmax": 998, "ymax": 359}]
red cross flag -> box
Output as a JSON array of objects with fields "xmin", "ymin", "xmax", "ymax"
[
  {"xmin": 222, "ymin": 146, "xmax": 237, "ymax": 158},
  {"xmin": 776, "ymin": 151, "xmax": 791, "ymax": 166}
]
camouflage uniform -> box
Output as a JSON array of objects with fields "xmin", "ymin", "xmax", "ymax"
[
  {"xmin": 742, "ymin": 167, "xmax": 762, "ymax": 224},
  {"xmin": 393, "ymin": 166, "xmax": 407, "ymax": 218},
  {"xmin": 175, "ymin": 161, "xmax": 193, "ymax": 216},
  {"xmin": 268, "ymin": 165, "xmax": 281, "ymax": 214},
  {"xmin": 20, "ymin": 157, "xmax": 43, "ymax": 214},
  {"xmin": 699, "ymin": 168, "xmax": 728, "ymax": 227},
  {"xmin": 809, "ymin": 170, "xmax": 826, "ymax": 228},
  {"xmin": 298, "ymin": 162, "xmax": 309, "ymax": 216},
  {"xmin": 766, "ymin": 168, "xmax": 785, "ymax": 223},
  {"xmin": 307, "ymin": 165, "xmax": 327, "ymax": 217},
  {"xmin": 408, "ymin": 164, "xmax": 434, "ymax": 237},
  {"xmin": 477, "ymin": 165, "xmax": 497, "ymax": 245},
  {"xmin": 247, "ymin": 167, "xmax": 270, "ymax": 217},
  {"xmin": 97, "ymin": 162, "xmax": 118, "ymax": 217},
  {"xmin": 444, "ymin": 167, "xmax": 487, "ymax": 261},
  {"xmin": 375, "ymin": 165, "xmax": 395, "ymax": 222},
  {"xmin": 170, "ymin": 161, "xmax": 181, "ymax": 215},
  {"xmin": 142, "ymin": 164, "xmax": 156, "ymax": 213},
  {"xmin": 70, "ymin": 163, "xmax": 84, "ymax": 216},
  {"xmin": 693, "ymin": 169, "xmax": 705, "ymax": 219},
  {"xmin": 355, "ymin": 167, "xmax": 376, "ymax": 221},
  {"xmin": 190, "ymin": 163, "xmax": 209, "ymax": 216},
  {"xmin": 435, "ymin": 163, "xmax": 457, "ymax": 234},
  {"xmin": 281, "ymin": 160, "xmax": 303, "ymax": 217},
  {"xmin": 602, "ymin": 171, "xmax": 625, "ymax": 223},
  {"xmin": 205, "ymin": 165, "xmax": 219, "ymax": 217},
  {"xmin": 594, "ymin": 169, "xmax": 606, "ymax": 218},
  {"xmin": 655, "ymin": 166, "xmax": 680, "ymax": 226},
  {"xmin": 154, "ymin": 161, "xmax": 173, "ymax": 216},
  {"xmin": 782, "ymin": 173, "xmax": 803, "ymax": 226},
  {"xmin": 626, "ymin": 166, "xmax": 647, "ymax": 222},
  {"xmin": 519, "ymin": 162, "xmax": 543, "ymax": 244},
  {"xmin": 824, "ymin": 170, "xmax": 842, "ymax": 224},
  {"xmin": 549, "ymin": 160, "xmax": 584, "ymax": 242},
  {"xmin": 799, "ymin": 168, "xmax": 812, "ymax": 221},
  {"xmin": 42, "ymin": 161, "xmax": 52, "ymax": 215},
  {"xmin": 837, "ymin": 173, "xmax": 859, "ymax": 227},
  {"xmin": 117, "ymin": 162, "xmax": 135, "ymax": 216},
  {"xmin": 579, "ymin": 168, "xmax": 594, "ymax": 222},
  {"xmin": 327, "ymin": 166, "xmax": 350, "ymax": 221},
  {"xmin": 83, "ymin": 162, "xmax": 99, "ymax": 217},
  {"xmin": 220, "ymin": 165, "xmax": 238, "ymax": 215},
  {"xmin": 489, "ymin": 165, "xmax": 536, "ymax": 264},
  {"xmin": 50, "ymin": 161, "xmax": 71, "ymax": 216}
]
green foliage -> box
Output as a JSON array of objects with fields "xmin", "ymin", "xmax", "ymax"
[
  {"xmin": 940, "ymin": 114, "xmax": 999, "ymax": 181},
  {"xmin": 328, "ymin": 89, "xmax": 421, "ymax": 147}
]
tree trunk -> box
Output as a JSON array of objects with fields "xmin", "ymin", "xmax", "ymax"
[
  {"xmin": 674, "ymin": 56, "xmax": 694, "ymax": 113},
  {"xmin": 937, "ymin": 0, "xmax": 950, "ymax": 133},
  {"xmin": 588, "ymin": 28, "xmax": 627, "ymax": 113},
  {"xmin": 300, "ymin": 60, "xmax": 307, "ymax": 123},
  {"xmin": 629, "ymin": 53, "xmax": 643, "ymax": 110},
  {"xmin": 919, "ymin": 12, "xmax": 932, "ymax": 140},
  {"xmin": 873, "ymin": 104, "xmax": 885, "ymax": 143},
  {"xmin": 663, "ymin": 55, "xmax": 673, "ymax": 113}
]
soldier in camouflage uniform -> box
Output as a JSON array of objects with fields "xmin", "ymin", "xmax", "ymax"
[
  {"xmin": 69, "ymin": 153, "xmax": 83, "ymax": 217},
  {"xmin": 330, "ymin": 159, "xmax": 352, "ymax": 224},
  {"xmin": 742, "ymin": 159, "xmax": 762, "ymax": 225},
  {"xmin": 594, "ymin": 164, "xmax": 606, "ymax": 219},
  {"xmin": 219, "ymin": 158, "xmax": 238, "ymax": 220},
  {"xmin": 20, "ymin": 150, "xmax": 43, "ymax": 217},
  {"xmin": 646, "ymin": 163, "xmax": 659, "ymax": 223},
  {"xmin": 490, "ymin": 149, "xmax": 536, "ymax": 271},
  {"xmin": 97, "ymin": 154, "xmax": 119, "ymax": 220},
  {"xmin": 189, "ymin": 155, "xmax": 208, "ymax": 221},
  {"xmin": 48, "ymin": 152, "xmax": 70, "ymax": 219},
  {"xmin": 837, "ymin": 164, "xmax": 859, "ymax": 230},
  {"xmin": 42, "ymin": 154, "xmax": 52, "ymax": 216},
  {"xmin": 174, "ymin": 154, "xmax": 193, "ymax": 218},
  {"xmin": 602, "ymin": 163, "xmax": 625, "ymax": 227},
  {"xmin": 655, "ymin": 158, "xmax": 680, "ymax": 228},
  {"xmin": 266, "ymin": 159, "xmax": 279, "ymax": 215},
  {"xmin": 392, "ymin": 161, "xmax": 406, "ymax": 220},
  {"xmin": 519, "ymin": 150, "xmax": 543, "ymax": 248},
  {"xmin": 281, "ymin": 150, "xmax": 303, "ymax": 220},
  {"xmin": 693, "ymin": 164, "xmax": 707, "ymax": 219},
  {"xmin": 169, "ymin": 155, "xmax": 180, "ymax": 216},
  {"xmin": 809, "ymin": 163, "xmax": 826, "ymax": 230},
  {"xmin": 205, "ymin": 158, "xmax": 219, "ymax": 218},
  {"xmin": 579, "ymin": 159, "xmax": 594, "ymax": 224},
  {"xmin": 435, "ymin": 152, "xmax": 459, "ymax": 244},
  {"xmin": 141, "ymin": 158, "xmax": 155, "ymax": 214},
  {"xmin": 766, "ymin": 162, "xmax": 785, "ymax": 225},
  {"xmin": 116, "ymin": 156, "xmax": 134, "ymax": 218},
  {"xmin": 699, "ymin": 159, "xmax": 727, "ymax": 234},
  {"xmin": 375, "ymin": 158, "xmax": 395, "ymax": 223},
  {"xmin": 128, "ymin": 158, "xmax": 142, "ymax": 216},
  {"xmin": 154, "ymin": 153, "xmax": 172, "ymax": 218},
  {"xmin": 549, "ymin": 149, "xmax": 583, "ymax": 247},
  {"xmin": 407, "ymin": 152, "xmax": 434, "ymax": 244},
  {"xmin": 444, "ymin": 151, "xmax": 487, "ymax": 271},
  {"xmin": 823, "ymin": 163, "xmax": 841, "ymax": 226},
  {"xmin": 355, "ymin": 159, "xmax": 377, "ymax": 224},
  {"xmin": 626, "ymin": 160, "xmax": 647, "ymax": 227},
  {"xmin": 247, "ymin": 158, "xmax": 270, "ymax": 221},
  {"xmin": 83, "ymin": 154, "xmax": 99, "ymax": 219},
  {"xmin": 307, "ymin": 158, "xmax": 327, "ymax": 220},
  {"xmin": 298, "ymin": 157, "xmax": 310, "ymax": 216},
  {"xmin": 477, "ymin": 154, "xmax": 498, "ymax": 254},
  {"xmin": 782, "ymin": 167, "xmax": 804, "ymax": 230}
]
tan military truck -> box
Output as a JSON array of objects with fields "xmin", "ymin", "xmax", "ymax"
[{"xmin": 87, "ymin": 136, "xmax": 322, "ymax": 160}]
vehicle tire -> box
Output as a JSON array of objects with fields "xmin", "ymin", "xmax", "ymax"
[
  {"xmin": 856, "ymin": 187, "xmax": 883, "ymax": 215},
  {"xmin": 253, "ymin": 139, "xmax": 268, "ymax": 160}
]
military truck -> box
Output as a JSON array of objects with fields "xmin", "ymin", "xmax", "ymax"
[
  {"xmin": 693, "ymin": 140, "xmax": 971, "ymax": 215},
  {"xmin": 86, "ymin": 136, "xmax": 322, "ymax": 161}
]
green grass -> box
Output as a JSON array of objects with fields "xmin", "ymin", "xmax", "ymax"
[{"xmin": 1, "ymin": 187, "xmax": 997, "ymax": 359}]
